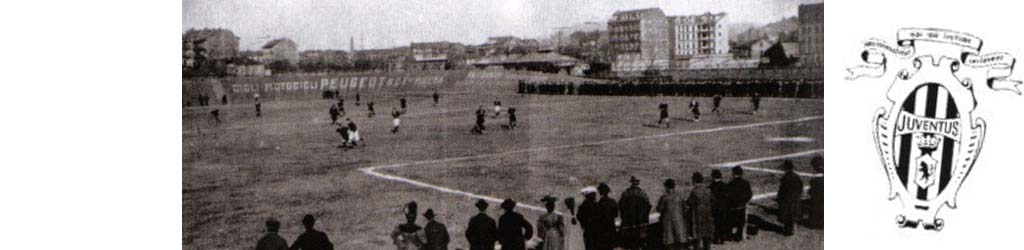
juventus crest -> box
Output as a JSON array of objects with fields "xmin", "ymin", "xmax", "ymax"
[{"xmin": 848, "ymin": 28, "xmax": 1021, "ymax": 231}]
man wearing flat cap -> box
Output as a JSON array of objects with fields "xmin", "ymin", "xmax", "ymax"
[
  {"xmin": 497, "ymin": 199, "xmax": 533, "ymax": 250},
  {"xmin": 255, "ymin": 217, "xmax": 288, "ymax": 250},
  {"xmin": 618, "ymin": 177, "xmax": 651, "ymax": 250},
  {"xmin": 466, "ymin": 199, "xmax": 498, "ymax": 250},
  {"xmin": 391, "ymin": 202, "xmax": 426, "ymax": 250},
  {"xmin": 289, "ymin": 214, "xmax": 334, "ymax": 250},
  {"xmin": 423, "ymin": 209, "xmax": 450, "ymax": 250}
]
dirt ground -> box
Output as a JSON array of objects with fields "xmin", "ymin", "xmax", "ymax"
[{"xmin": 183, "ymin": 91, "xmax": 823, "ymax": 250}]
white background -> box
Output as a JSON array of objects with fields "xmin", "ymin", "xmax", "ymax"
[
  {"xmin": 0, "ymin": 0, "xmax": 1022, "ymax": 249},
  {"xmin": 828, "ymin": 0, "xmax": 1024, "ymax": 249}
]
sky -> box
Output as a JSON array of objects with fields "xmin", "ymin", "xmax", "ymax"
[{"xmin": 183, "ymin": 0, "xmax": 824, "ymax": 51}]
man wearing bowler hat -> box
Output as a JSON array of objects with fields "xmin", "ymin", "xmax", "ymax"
[
  {"xmin": 465, "ymin": 199, "xmax": 498, "ymax": 250},
  {"xmin": 423, "ymin": 209, "xmax": 450, "ymax": 250},
  {"xmin": 497, "ymin": 199, "xmax": 533, "ymax": 250}
]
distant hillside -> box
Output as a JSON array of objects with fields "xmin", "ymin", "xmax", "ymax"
[{"xmin": 729, "ymin": 16, "xmax": 798, "ymax": 45}]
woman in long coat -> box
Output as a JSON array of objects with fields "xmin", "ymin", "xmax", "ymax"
[
  {"xmin": 536, "ymin": 195, "xmax": 565, "ymax": 250},
  {"xmin": 687, "ymin": 173, "xmax": 715, "ymax": 250},
  {"xmin": 656, "ymin": 179, "xmax": 688, "ymax": 249}
]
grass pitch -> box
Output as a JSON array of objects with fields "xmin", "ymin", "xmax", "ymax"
[{"xmin": 183, "ymin": 91, "xmax": 823, "ymax": 250}]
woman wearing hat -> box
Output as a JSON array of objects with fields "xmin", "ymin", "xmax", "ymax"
[{"xmin": 535, "ymin": 195, "xmax": 565, "ymax": 250}]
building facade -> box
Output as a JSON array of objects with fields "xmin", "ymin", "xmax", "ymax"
[
  {"xmin": 669, "ymin": 12, "xmax": 729, "ymax": 59},
  {"xmin": 608, "ymin": 8, "xmax": 670, "ymax": 76},
  {"xmin": 798, "ymin": 3, "xmax": 824, "ymax": 67},
  {"xmin": 260, "ymin": 38, "xmax": 299, "ymax": 64},
  {"xmin": 410, "ymin": 41, "xmax": 466, "ymax": 70}
]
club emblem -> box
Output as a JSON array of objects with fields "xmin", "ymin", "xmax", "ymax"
[{"xmin": 848, "ymin": 28, "xmax": 1021, "ymax": 231}]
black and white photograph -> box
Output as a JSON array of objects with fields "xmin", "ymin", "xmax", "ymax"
[
  {"xmin": 181, "ymin": 1, "xmax": 823, "ymax": 250},
  {"xmin": 18, "ymin": 1, "xmax": 1024, "ymax": 250}
]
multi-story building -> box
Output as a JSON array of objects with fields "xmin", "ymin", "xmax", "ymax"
[
  {"xmin": 798, "ymin": 3, "xmax": 824, "ymax": 67},
  {"xmin": 259, "ymin": 38, "xmax": 299, "ymax": 64},
  {"xmin": 608, "ymin": 8, "xmax": 671, "ymax": 76},
  {"xmin": 669, "ymin": 12, "xmax": 729, "ymax": 59}
]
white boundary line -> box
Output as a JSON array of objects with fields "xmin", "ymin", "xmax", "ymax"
[
  {"xmin": 359, "ymin": 115, "xmax": 822, "ymax": 212},
  {"xmin": 711, "ymin": 149, "xmax": 824, "ymax": 177}
]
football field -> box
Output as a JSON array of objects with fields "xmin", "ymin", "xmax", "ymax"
[{"xmin": 183, "ymin": 91, "xmax": 823, "ymax": 250}]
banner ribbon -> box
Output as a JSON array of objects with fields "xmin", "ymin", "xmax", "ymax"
[{"xmin": 848, "ymin": 28, "xmax": 1021, "ymax": 95}]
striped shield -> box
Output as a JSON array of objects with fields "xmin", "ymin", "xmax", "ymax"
[
  {"xmin": 891, "ymin": 83, "xmax": 960, "ymax": 204},
  {"xmin": 875, "ymin": 76, "xmax": 985, "ymax": 230}
]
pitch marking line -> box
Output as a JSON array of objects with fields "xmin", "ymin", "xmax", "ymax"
[
  {"xmin": 359, "ymin": 115, "xmax": 822, "ymax": 212},
  {"xmin": 710, "ymin": 149, "xmax": 823, "ymax": 177}
]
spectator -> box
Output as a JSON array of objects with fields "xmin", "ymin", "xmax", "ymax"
[
  {"xmin": 391, "ymin": 202, "xmax": 426, "ymax": 250},
  {"xmin": 807, "ymin": 156, "xmax": 824, "ymax": 229},
  {"xmin": 687, "ymin": 173, "xmax": 714, "ymax": 250},
  {"xmin": 777, "ymin": 160, "xmax": 804, "ymax": 236},
  {"xmin": 593, "ymin": 183, "xmax": 619, "ymax": 250},
  {"xmin": 726, "ymin": 166, "xmax": 752, "ymax": 241},
  {"xmin": 466, "ymin": 199, "xmax": 498, "ymax": 250},
  {"xmin": 289, "ymin": 214, "xmax": 334, "ymax": 250},
  {"xmin": 255, "ymin": 218, "xmax": 288, "ymax": 250},
  {"xmin": 656, "ymin": 179, "xmax": 688, "ymax": 250},
  {"xmin": 536, "ymin": 195, "xmax": 565, "ymax": 250},
  {"xmin": 576, "ymin": 187, "xmax": 599, "ymax": 250},
  {"xmin": 709, "ymin": 170, "xmax": 729, "ymax": 244},
  {"xmin": 423, "ymin": 209, "xmax": 450, "ymax": 250},
  {"xmin": 618, "ymin": 176, "xmax": 651, "ymax": 250},
  {"xmin": 497, "ymin": 199, "xmax": 533, "ymax": 250}
]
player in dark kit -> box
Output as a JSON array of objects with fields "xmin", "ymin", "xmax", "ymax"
[
  {"xmin": 751, "ymin": 93, "xmax": 761, "ymax": 115},
  {"xmin": 255, "ymin": 101, "xmax": 262, "ymax": 117},
  {"xmin": 689, "ymin": 99, "xmax": 701, "ymax": 122},
  {"xmin": 211, "ymin": 109, "xmax": 222, "ymax": 124},
  {"xmin": 712, "ymin": 94, "xmax": 723, "ymax": 114},
  {"xmin": 400, "ymin": 98, "xmax": 408, "ymax": 110},
  {"xmin": 355, "ymin": 93, "xmax": 361, "ymax": 106},
  {"xmin": 507, "ymin": 106, "xmax": 517, "ymax": 129},
  {"xmin": 432, "ymin": 91, "xmax": 440, "ymax": 106},
  {"xmin": 329, "ymin": 105, "xmax": 339, "ymax": 125},
  {"xmin": 658, "ymin": 102, "xmax": 670, "ymax": 128},
  {"xmin": 472, "ymin": 106, "xmax": 487, "ymax": 134}
]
